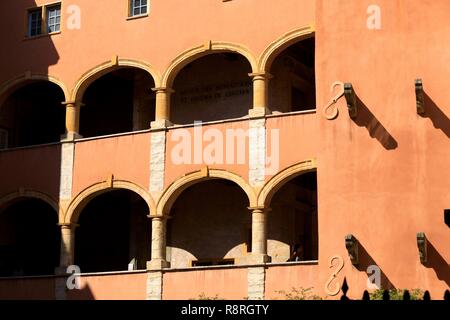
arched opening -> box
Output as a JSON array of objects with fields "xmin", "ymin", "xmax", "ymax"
[
  {"xmin": 267, "ymin": 171, "xmax": 318, "ymax": 262},
  {"xmin": 0, "ymin": 81, "xmax": 65, "ymax": 149},
  {"xmin": 171, "ymin": 53, "xmax": 253, "ymax": 124},
  {"xmin": 166, "ymin": 179, "xmax": 251, "ymax": 268},
  {"xmin": 0, "ymin": 198, "xmax": 60, "ymax": 276},
  {"xmin": 79, "ymin": 68, "xmax": 156, "ymax": 138},
  {"xmin": 74, "ymin": 189, "xmax": 151, "ymax": 273},
  {"xmin": 269, "ymin": 37, "xmax": 316, "ymax": 113}
]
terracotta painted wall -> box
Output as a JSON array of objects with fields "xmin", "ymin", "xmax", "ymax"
[
  {"xmin": 265, "ymin": 264, "xmax": 319, "ymax": 300},
  {"xmin": 0, "ymin": 145, "xmax": 61, "ymax": 200},
  {"xmin": 314, "ymin": 0, "xmax": 450, "ymax": 298},
  {"xmin": 66, "ymin": 272, "xmax": 147, "ymax": 300},
  {"xmin": 72, "ymin": 132, "xmax": 150, "ymax": 196},
  {"xmin": 0, "ymin": 277, "xmax": 56, "ymax": 300},
  {"xmin": 0, "ymin": 0, "xmax": 315, "ymax": 93},
  {"xmin": 165, "ymin": 120, "xmax": 249, "ymax": 188},
  {"xmin": 265, "ymin": 112, "xmax": 318, "ymax": 182},
  {"xmin": 163, "ymin": 267, "xmax": 248, "ymax": 300}
]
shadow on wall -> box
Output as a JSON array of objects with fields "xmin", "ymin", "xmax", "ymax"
[
  {"xmin": 0, "ymin": 0, "xmax": 63, "ymax": 281},
  {"xmin": 424, "ymin": 240, "xmax": 450, "ymax": 287},
  {"xmin": 66, "ymin": 283, "xmax": 96, "ymax": 300},
  {"xmin": 422, "ymin": 92, "xmax": 450, "ymax": 139},
  {"xmin": 0, "ymin": 0, "xmax": 60, "ymax": 87},
  {"xmin": 352, "ymin": 95, "xmax": 398, "ymax": 150},
  {"xmin": 356, "ymin": 241, "xmax": 395, "ymax": 290},
  {"xmin": 0, "ymin": 0, "xmax": 63, "ymax": 147}
]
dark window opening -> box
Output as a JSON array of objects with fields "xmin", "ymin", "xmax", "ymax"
[
  {"xmin": 167, "ymin": 180, "xmax": 250, "ymax": 268},
  {"xmin": 80, "ymin": 68, "xmax": 155, "ymax": 138},
  {"xmin": 269, "ymin": 37, "xmax": 316, "ymax": 113},
  {"xmin": 171, "ymin": 53, "xmax": 253, "ymax": 124},
  {"xmin": 0, "ymin": 81, "xmax": 65, "ymax": 149},
  {"xmin": 74, "ymin": 189, "xmax": 151, "ymax": 273},
  {"xmin": 268, "ymin": 171, "xmax": 318, "ymax": 262},
  {"xmin": 0, "ymin": 198, "xmax": 60, "ymax": 277}
]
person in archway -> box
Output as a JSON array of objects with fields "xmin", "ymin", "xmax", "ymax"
[{"xmin": 288, "ymin": 243, "xmax": 304, "ymax": 262}]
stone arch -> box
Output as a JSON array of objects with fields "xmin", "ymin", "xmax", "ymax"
[
  {"xmin": 258, "ymin": 25, "xmax": 315, "ymax": 73},
  {"xmin": 64, "ymin": 180, "xmax": 156, "ymax": 224},
  {"xmin": 156, "ymin": 168, "xmax": 257, "ymax": 216},
  {"xmin": 0, "ymin": 189, "xmax": 59, "ymax": 213},
  {"xmin": 0, "ymin": 72, "xmax": 70, "ymax": 106},
  {"xmin": 257, "ymin": 159, "xmax": 317, "ymax": 207},
  {"xmin": 161, "ymin": 41, "xmax": 258, "ymax": 88},
  {"xmin": 70, "ymin": 58, "xmax": 162, "ymax": 102}
]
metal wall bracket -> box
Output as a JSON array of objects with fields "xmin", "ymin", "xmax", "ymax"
[
  {"xmin": 415, "ymin": 79, "xmax": 425, "ymax": 114},
  {"xmin": 345, "ymin": 234, "xmax": 359, "ymax": 265},
  {"xmin": 416, "ymin": 232, "xmax": 428, "ymax": 264},
  {"xmin": 344, "ymin": 83, "xmax": 357, "ymax": 119}
]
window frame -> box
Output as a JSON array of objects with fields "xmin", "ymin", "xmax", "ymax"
[
  {"xmin": 128, "ymin": 0, "xmax": 148, "ymax": 18},
  {"xmin": 46, "ymin": 4, "xmax": 62, "ymax": 34},
  {"xmin": 27, "ymin": 8, "xmax": 43, "ymax": 37},
  {"xmin": 26, "ymin": 2, "xmax": 62, "ymax": 39}
]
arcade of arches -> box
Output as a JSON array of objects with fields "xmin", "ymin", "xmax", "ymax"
[
  {"xmin": 0, "ymin": 35, "xmax": 318, "ymax": 275},
  {"xmin": 0, "ymin": 171, "xmax": 317, "ymax": 276},
  {"xmin": 0, "ymin": 36, "xmax": 315, "ymax": 148}
]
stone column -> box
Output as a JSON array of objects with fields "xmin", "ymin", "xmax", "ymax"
[
  {"xmin": 62, "ymin": 101, "xmax": 82, "ymax": 140},
  {"xmin": 58, "ymin": 223, "xmax": 76, "ymax": 270},
  {"xmin": 249, "ymin": 207, "xmax": 271, "ymax": 263},
  {"xmin": 151, "ymin": 87, "xmax": 173, "ymax": 128},
  {"xmin": 55, "ymin": 223, "xmax": 78, "ymax": 300},
  {"xmin": 147, "ymin": 216, "xmax": 170, "ymax": 270},
  {"xmin": 248, "ymin": 72, "xmax": 272, "ymax": 117},
  {"xmin": 146, "ymin": 216, "xmax": 169, "ymax": 300}
]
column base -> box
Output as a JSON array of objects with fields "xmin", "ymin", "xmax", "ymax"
[
  {"xmin": 147, "ymin": 259, "xmax": 170, "ymax": 270},
  {"xmin": 151, "ymin": 119, "xmax": 173, "ymax": 130},
  {"xmin": 249, "ymin": 107, "xmax": 271, "ymax": 118},
  {"xmin": 61, "ymin": 132, "xmax": 82, "ymax": 142},
  {"xmin": 237, "ymin": 254, "xmax": 271, "ymax": 265},
  {"xmin": 55, "ymin": 266, "xmax": 70, "ymax": 276}
]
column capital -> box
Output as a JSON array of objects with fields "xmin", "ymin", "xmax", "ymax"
[
  {"xmin": 248, "ymin": 72, "xmax": 273, "ymax": 81},
  {"xmin": 151, "ymin": 87, "xmax": 175, "ymax": 94},
  {"xmin": 147, "ymin": 214, "xmax": 171, "ymax": 221},
  {"xmin": 61, "ymin": 101, "xmax": 85, "ymax": 107},
  {"xmin": 248, "ymin": 206, "xmax": 272, "ymax": 213},
  {"xmin": 58, "ymin": 222, "xmax": 79, "ymax": 229}
]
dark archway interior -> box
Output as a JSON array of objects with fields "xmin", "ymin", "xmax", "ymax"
[
  {"xmin": 171, "ymin": 53, "xmax": 253, "ymax": 124},
  {"xmin": 167, "ymin": 179, "xmax": 250, "ymax": 267},
  {"xmin": 0, "ymin": 198, "xmax": 60, "ymax": 277},
  {"xmin": 80, "ymin": 68, "xmax": 156, "ymax": 138},
  {"xmin": 269, "ymin": 37, "xmax": 316, "ymax": 113},
  {"xmin": 268, "ymin": 171, "xmax": 318, "ymax": 261},
  {"xmin": 74, "ymin": 189, "xmax": 151, "ymax": 273},
  {"xmin": 0, "ymin": 81, "xmax": 65, "ymax": 148}
]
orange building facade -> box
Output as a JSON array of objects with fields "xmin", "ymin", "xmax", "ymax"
[{"xmin": 0, "ymin": 0, "xmax": 448, "ymax": 300}]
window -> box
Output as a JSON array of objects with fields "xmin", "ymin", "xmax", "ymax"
[
  {"xmin": 27, "ymin": 3, "xmax": 61, "ymax": 38},
  {"xmin": 28, "ymin": 8, "xmax": 42, "ymax": 37},
  {"xmin": 130, "ymin": 0, "xmax": 148, "ymax": 17},
  {"xmin": 46, "ymin": 5, "xmax": 61, "ymax": 33}
]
